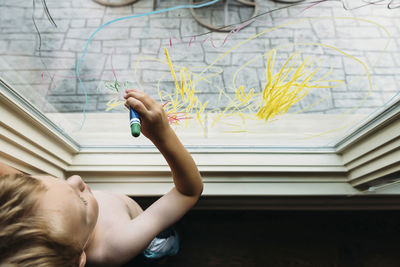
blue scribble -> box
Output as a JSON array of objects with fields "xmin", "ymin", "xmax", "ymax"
[{"xmin": 75, "ymin": 0, "xmax": 220, "ymax": 130}]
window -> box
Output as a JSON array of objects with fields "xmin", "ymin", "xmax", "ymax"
[{"xmin": 1, "ymin": 0, "xmax": 399, "ymax": 200}]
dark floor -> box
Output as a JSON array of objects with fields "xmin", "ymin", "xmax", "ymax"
[{"xmin": 125, "ymin": 210, "xmax": 400, "ymax": 267}]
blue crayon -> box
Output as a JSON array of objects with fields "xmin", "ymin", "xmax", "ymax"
[{"xmin": 129, "ymin": 107, "xmax": 141, "ymax": 137}]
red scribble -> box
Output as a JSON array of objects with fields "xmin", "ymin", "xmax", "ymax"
[
  {"xmin": 162, "ymin": 102, "xmax": 193, "ymax": 124},
  {"xmin": 167, "ymin": 112, "xmax": 193, "ymax": 124}
]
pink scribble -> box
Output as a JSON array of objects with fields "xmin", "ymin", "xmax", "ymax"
[
  {"xmin": 188, "ymin": 35, "xmax": 196, "ymax": 47},
  {"xmin": 162, "ymin": 102, "xmax": 193, "ymax": 124},
  {"xmin": 300, "ymin": 0, "xmax": 328, "ymax": 13},
  {"xmin": 166, "ymin": 112, "xmax": 193, "ymax": 124},
  {"xmin": 110, "ymin": 48, "xmax": 118, "ymax": 82},
  {"xmin": 40, "ymin": 70, "xmax": 95, "ymax": 80},
  {"xmin": 169, "ymin": 19, "xmax": 256, "ymax": 49},
  {"xmin": 40, "ymin": 71, "xmax": 54, "ymax": 110}
]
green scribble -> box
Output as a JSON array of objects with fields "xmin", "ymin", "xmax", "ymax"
[{"xmin": 104, "ymin": 80, "xmax": 129, "ymax": 92}]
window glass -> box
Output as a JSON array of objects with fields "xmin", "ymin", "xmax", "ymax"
[{"xmin": 1, "ymin": 0, "xmax": 399, "ymax": 148}]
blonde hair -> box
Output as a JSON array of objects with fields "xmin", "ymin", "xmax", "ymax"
[{"xmin": 0, "ymin": 174, "xmax": 82, "ymax": 267}]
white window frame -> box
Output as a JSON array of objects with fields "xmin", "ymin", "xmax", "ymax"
[{"xmin": 1, "ymin": 79, "xmax": 399, "ymax": 208}]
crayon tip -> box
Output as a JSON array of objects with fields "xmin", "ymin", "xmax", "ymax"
[
  {"xmin": 131, "ymin": 123, "xmax": 141, "ymax": 137},
  {"xmin": 129, "ymin": 107, "xmax": 141, "ymax": 138}
]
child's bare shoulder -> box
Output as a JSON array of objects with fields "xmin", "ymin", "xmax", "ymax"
[
  {"xmin": 93, "ymin": 190, "xmax": 143, "ymax": 220},
  {"xmin": 86, "ymin": 191, "xmax": 144, "ymax": 265}
]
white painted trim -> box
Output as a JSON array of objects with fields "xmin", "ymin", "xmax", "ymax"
[
  {"xmin": 87, "ymin": 181, "xmax": 359, "ymax": 197},
  {"xmin": 338, "ymin": 105, "xmax": 400, "ymax": 187},
  {"xmin": 68, "ymin": 150, "xmax": 345, "ymax": 173},
  {"xmin": 1, "ymin": 78, "xmax": 400, "ymax": 201},
  {"xmin": 0, "ymin": 79, "xmax": 79, "ymax": 153},
  {"xmin": 0, "ymin": 81, "xmax": 77, "ymax": 177},
  {"xmin": 0, "ymin": 152, "xmax": 44, "ymax": 176},
  {"xmin": 340, "ymin": 120, "xmax": 400, "ymax": 166},
  {"xmin": 350, "ymin": 164, "xmax": 400, "ymax": 188},
  {"xmin": 80, "ymin": 171, "xmax": 350, "ymax": 196},
  {"xmin": 335, "ymin": 97, "xmax": 400, "ymax": 154}
]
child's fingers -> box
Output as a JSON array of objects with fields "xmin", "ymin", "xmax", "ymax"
[
  {"xmin": 124, "ymin": 90, "xmax": 157, "ymax": 110},
  {"xmin": 126, "ymin": 97, "xmax": 148, "ymax": 116},
  {"xmin": 124, "ymin": 89, "xmax": 135, "ymax": 95},
  {"xmin": 125, "ymin": 88, "xmax": 142, "ymax": 96}
]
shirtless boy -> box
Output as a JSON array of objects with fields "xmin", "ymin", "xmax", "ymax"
[{"xmin": 0, "ymin": 89, "xmax": 203, "ymax": 266}]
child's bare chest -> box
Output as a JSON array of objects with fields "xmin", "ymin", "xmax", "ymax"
[
  {"xmin": 85, "ymin": 192, "xmax": 145, "ymax": 265},
  {"xmin": 92, "ymin": 191, "xmax": 143, "ymax": 227},
  {"xmin": 93, "ymin": 191, "xmax": 133, "ymax": 227}
]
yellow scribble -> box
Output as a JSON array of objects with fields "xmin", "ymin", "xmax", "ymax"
[
  {"xmin": 208, "ymin": 48, "xmax": 342, "ymax": 133},
  {"xmin": 105, "ymin": 98, "xmax": 125, "ymax": 111},
  {"xmin": 257, "ymin": 50, "xmax": 322, "ymax": 122},
  {"xmin": 163, "ymin": 47, "xmax": 209, "ymax": 133},
  {"xmin": 160, "ymin": 47, "xmax": 340, "ymax": 134},
  {"xmin": 123, "ymin": 16, "xmax": 391, "ymax": 138},
  {"xmin": 236, "ymin": 85, "xmax": 255, "ymax": 104}
]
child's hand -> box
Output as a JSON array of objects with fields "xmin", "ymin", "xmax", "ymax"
[{"xmin": 124, "ymin": 89, "xmax": 171, "ymax": 143}]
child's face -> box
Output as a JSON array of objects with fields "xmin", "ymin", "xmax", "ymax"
[{"xmin": 33, "ymin": 175, "xmax": 99, "ymax": 249}]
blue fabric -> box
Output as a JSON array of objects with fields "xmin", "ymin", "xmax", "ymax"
[{"xmin": 142, "ymin": 228, "xmax": 180, "ymax": 259}]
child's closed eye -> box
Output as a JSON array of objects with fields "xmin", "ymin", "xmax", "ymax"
[{"xmin": 80, "ymin": 196, "xmax": 88, "ymax": 206}]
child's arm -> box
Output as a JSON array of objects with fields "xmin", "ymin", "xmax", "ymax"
[
  {"xmin": 100, "ymin": 89, "xmax": 203, "ymax": 265},
  {"xmin": 125, "ymin": 89, "xmax": 203, "ymax": 197}
]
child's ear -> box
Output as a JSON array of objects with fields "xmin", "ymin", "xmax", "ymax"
[{"xmin": 79, "ymin": 251, "xmax": 87, "ymax": 267}]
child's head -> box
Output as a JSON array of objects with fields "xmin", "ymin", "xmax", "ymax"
[{"xmin": 0, "ymin": 170, "xmax": 99, "ymax": 267}]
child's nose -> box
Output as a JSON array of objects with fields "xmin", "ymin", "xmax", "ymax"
[{"xmin": 67, "ymin": 175, "xmax": 86, "ymax": 192}]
